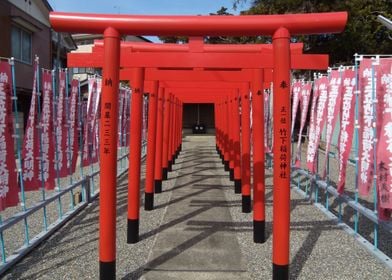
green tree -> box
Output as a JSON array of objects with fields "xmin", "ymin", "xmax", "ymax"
[
  {"xmin": 236, "ymin": 0, "xmax": 392, "ymax": 65},
  {"xmin": 160, "ymin": 1, "xmax": 391, "ymax": 65}
]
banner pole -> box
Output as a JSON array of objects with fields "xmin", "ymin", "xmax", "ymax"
[
  {"xmin": 65, "ymin": 68, "xmax": 75, "ymax": 209},
  {"xmin": 65, "ymin": 69, "xmax": 73, "ymax": 183},
  {"xmin": 10, "ymin": 57, "xmax": 30, "ymax": 245},
  {"xmin": 88, "ymin": 76, "xmax": 96, "ymax": 195},
  {"xmin": 76, "ymin": 78, "xmax": 86, "ymax": 201},
  {"xmin": 353, "ymin": 54, "xmax": 361, "ymax": 235},
  {"xmin": 52, "ymin": 68, "xmax": 63, "ymax": 218},
  {"xmin": 37, "ymin": 61, "xmax": 49, "ymax": 232},
  {"xmin": 371, "ymin": 57, "xmax": 379, "ymax": 249}
]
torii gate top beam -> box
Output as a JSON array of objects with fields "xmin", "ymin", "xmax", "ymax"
[
  {"xmin": 50, "ymin": 12, "xmax": 347, "ymax": 36},
  {"xmin": 92, "ymin": 40, "xmax": 304, "ymax": 54}
]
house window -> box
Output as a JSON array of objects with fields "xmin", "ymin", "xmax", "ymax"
[{"xmin": 11, "ymin": 25, "xmax": 32, "ymax": 64}]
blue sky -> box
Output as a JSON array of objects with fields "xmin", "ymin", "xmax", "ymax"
[
  {"xmin": 48, "ymin": 1, "xmax": 251, "ymax": 42},
  {"xmin": 48, "ymin": 0, "xmax": 250, "ymax": 15}
]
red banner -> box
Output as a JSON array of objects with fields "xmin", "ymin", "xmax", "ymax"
[
  {"xmin": 66, "ymin": 79, "xmax": 79, "ymax": 174},
  {"xmin": 337, "ymin": 69, "xmax": 356, "ymax": 193},
  {"xmin": 307, "ymin": 79, "xmax": 320, "ymax": 162},
  {"xmin": 22, "ymin": 62, "xmax": 40, "ymax": 191},
  {"xmin": 124, "ymin": 89, "xmax": 131, "ymax": 147},
  {"xmin": 142, "ymin": 95, "xmax": 148, "ymax": 142},
  {"xmin": 358, "ymin": 59, "xmax": 381, "ymax": 196},
  {"xmin": 91, "ymin": 78, "xmax": 101, "ymax": 164},
  {"xmin": 322, "ymin": 70, "xmax": 343, "ymax": 178},
  {"xmin": 291, "ymin": 81, "xmax": 302, "ymax": 135},
  {"xmin": 264, "ymin": 89, "xmax": 271, "ymax": 153},
  {"xmin": 295, "ymin": 82, "xmax": 312, "ymax": 167},
  {"xmin": 82, "ymin": 78, "xmax": 96, "ymax": 167},
  {"xmin": 39, "ymin": 71, "xmax": 55, "ymax": 190},
  {"xmin": 0, "ymin": 60, "xmax": 19, "ymax": 210},
  {"xmin": 118, "ymin": 88, "xmax": 125, "ymax": 146},
  {"xmin": 377, "ymin": 58, "xmax": 392, "ymax": 209},
  {"xmin": 56, "ymin": 70, "xmax": 68, "ymax": 177},
  {"xmin": 306, "ymin": 76, "xmax": 328, "ymax": 173}
]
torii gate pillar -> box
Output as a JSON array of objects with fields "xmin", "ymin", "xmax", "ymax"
[
  {"xmin": 272, "ymin": 27, "xmax": 291, "ymax": 279},
  {"xmin": 99, "ymin": 27, "xmax": 120, "ymax": 279}
]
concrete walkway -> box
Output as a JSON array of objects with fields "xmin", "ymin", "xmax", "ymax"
[
  {"xmin": 142, "ymin": 136, "xmax": 250, "ymax": 279},
  {"xmin": 3, "ymin": 135, "xmax": 392, "ymax": 279}
]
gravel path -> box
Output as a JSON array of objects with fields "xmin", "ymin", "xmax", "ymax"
[{"xmin": 3, "ymin": 136, "xmax": 392, "ymax": 279}]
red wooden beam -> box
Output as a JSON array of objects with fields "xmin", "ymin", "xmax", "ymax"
[
  {"xmin": 68, "ymin": 51, "xmax": 328, "ymax": 69},
  {"xmin": 128, "ymin": 69, "xmax": 257, "ymax": 82},
  {"xmin": 93, "ymin": 39, "xmax": 305, "ymax": 54},
  {"xmin": 50, "ymin": 12, "xmax": 347, "ymax": 36}
]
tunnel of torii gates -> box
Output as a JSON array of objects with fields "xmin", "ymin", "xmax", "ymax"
[{"xmin": 51, "ymin": 11, "xmax": 347, "ymax": 280}]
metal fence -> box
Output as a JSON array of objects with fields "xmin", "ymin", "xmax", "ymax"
[
  {"xmin": 286, "ymin": 54, "xmax": 392, "ymax": 270},
  {"xmin": 0, "ymin": 58, "xmax": 147, "ymax": 275}
]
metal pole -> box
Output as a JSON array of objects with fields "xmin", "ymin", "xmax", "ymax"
[
  {"xmin": 10, "ymin": 57, "xmax": 30, "ymax": 245},
  {"xmin": 52, "ymin": 69, "xmax": 63, "ymax": 218}
]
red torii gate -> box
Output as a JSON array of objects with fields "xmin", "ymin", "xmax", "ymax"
[
  {"xmin": 69, "ymin": 41, "xmax": 329, "ymax": 243},
  {"xmin": 71, "ymin": 56, "xmax": 324, "ymax": 277},
  {"xmin": 70, "ymin": 47, "xmax": 327, "ymax": 277},
  {"xmin": 52, "ymin": 11, "xmax": 347, "ymax": 280}
]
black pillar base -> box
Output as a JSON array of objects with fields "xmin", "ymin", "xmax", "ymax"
[
  {"xmin": 162, "ymin": 168, "xmax": 168, "ymax": 180},
  {"xmin": 172, "ymin": 157, "xmax": 176, "ymax": 165},
  {"xmin": 273, "ymin": 264, "xmax": 289, "ymax": 280},
  {"xmin": 127, "ymin": 219, "xmax": 139, "ymax": 244},
  {"xmin": 253, "ymin": 220, "xmax": 266, "ymax": 243},
  {"xmin": 100, "ymin": 261, "xmax": 115, "ymax": 280},
  {"xmin": 224, "ymin": 161, "xmax": 230, "ymax": 171},
  {"xmin": 144, "ymin": 192, "xmax": 154, "ymax": 211},
  {"xmin": 234, "ymin": 179, "xmax": 241, "ymax": 194},
  {"xmin": 168, "ymin": 161, "xmax": 172, "ymax": 172},
  {"xmin": 229, "ymin": 169, "xmax": 234, "ymax": 181},
  {"xmin": 242, "ymin": 195, "xmax": 251, "ymax": 213},
  {"xmin": 155, "ymin": 180, "xmax": 162, "ymax": 193}
]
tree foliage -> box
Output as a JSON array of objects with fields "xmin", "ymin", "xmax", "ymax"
[
  {"xmin": 236, "ymin": 0, "xmax": 392, "ymax": 65},
  {"xmin": 160, "ymin": 1, "xmax": 392, "ymax": 65}
]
